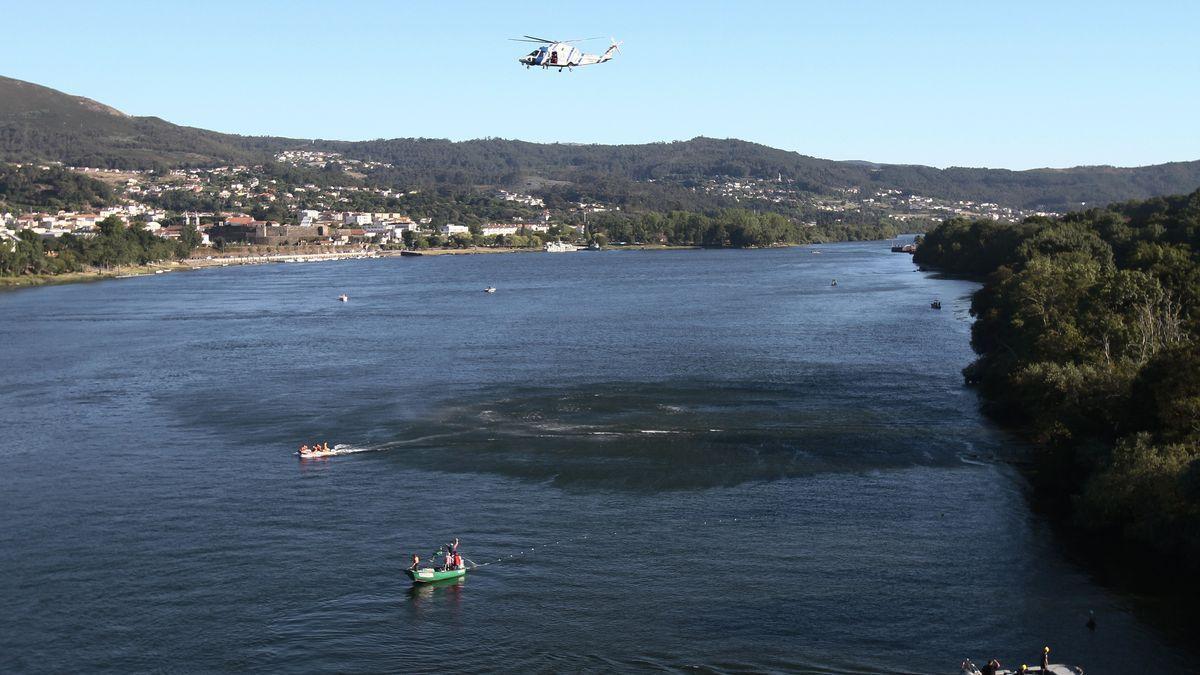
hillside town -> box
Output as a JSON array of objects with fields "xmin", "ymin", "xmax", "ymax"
[
  {"xmin": 688, "ymin": 176, "xmax": 1063, "ymax": 223},
  {"xmin": 0, "ymin": 160, "xmax": 583, "ymax": 250},
  {"xmin": 1, "ymin": 202, "xmax": 571, "ymax": 249}
]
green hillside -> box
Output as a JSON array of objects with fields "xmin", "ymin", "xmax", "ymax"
[
  {"xmin": 0, "ymin": 76, "xmax": 294, "ymax": 168},
  {"xmin": 0, "ymin": 163, "xmax": 113, "ymax": 211}
]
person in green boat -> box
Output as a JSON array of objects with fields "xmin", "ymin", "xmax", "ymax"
[
  {"xmin": 409, "ymin": 554, "xmax": 420, "ymax": 571},
  {"xmin": 437, "ymin": 538, "xmax": 460, "ymax": 570}
]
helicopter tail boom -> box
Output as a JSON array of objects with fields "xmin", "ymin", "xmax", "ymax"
[{"xmin": 576, "ymin": 38, "xmax": 621, "ymax": 66}]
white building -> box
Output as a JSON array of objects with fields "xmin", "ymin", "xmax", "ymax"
[
  {"xmin": 343, "ymin": 212, "xmax": 372, "ymax": 226},
  {"xmin": 298, "ymin": 208, "xmax": 322, "ymax": 226},
  {"xmin": 439, "ymin": 224, "xmax": 469, "ymax": 235},
  {"xmin": 497, "ymin": 190, "xmax": 545, "ymax": 207},
  {"xmin": 481, "ymin": 224, "xmax": 519, "ymax": 236}
]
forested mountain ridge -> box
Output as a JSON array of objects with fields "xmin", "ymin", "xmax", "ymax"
[
  {"xmin": 3, "ymin": 75, "xmax": 1200, "ymax": 210},
  {"xmin": 330, "ymin": 136, "xmax": 1200, "ymax": 210}
]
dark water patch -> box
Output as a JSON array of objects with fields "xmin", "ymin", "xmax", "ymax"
[
  {"xmin": 367, "ymin": 379, "xmax": 1005, "ymax": 490},
  {"xmin": 160, "ymin": 374, "xmax": 1008, "ymax": 490}
]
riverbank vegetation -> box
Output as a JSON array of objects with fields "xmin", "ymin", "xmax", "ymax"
[
  {"xmin": 914, "ymin": 189, "xmax": 1200, "ymax": 577},
  {"xmin": 584, "ymin": 209, "xmax": 906, "ymax": 247},
  {"xmin": 1, "ymin": 215, "xmax": 196, "ymax": 276}
]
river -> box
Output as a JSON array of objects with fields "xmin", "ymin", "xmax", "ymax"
[{"xmin": 0, "ymin": 243, "xmax": 1190, "ymax": 673}]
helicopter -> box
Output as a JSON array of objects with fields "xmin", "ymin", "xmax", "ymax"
[{"xmin": 511, "ymin": 35, "xmax": 622, "ymax": 71}]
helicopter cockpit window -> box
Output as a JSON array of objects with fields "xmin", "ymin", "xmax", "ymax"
[{"xmin": 528, "ymin": 50, "xmax": 540, "ymax": 57}]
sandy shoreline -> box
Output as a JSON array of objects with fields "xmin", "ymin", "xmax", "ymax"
[{"xmin": 0, "ymin": 260, "xmax": 194, "ymax": 289}]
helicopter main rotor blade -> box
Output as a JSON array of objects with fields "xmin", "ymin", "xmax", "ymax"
[
  {"xmin": 558, "ymin": 36, "xmax": 606, "ymax": 43},
  {"xmin": 522, "ymin": 35, "xmax": 558, "ymax": 43},
  {"xmin": 509, "ymin": 38, "xmax": 550, "ymax": 43}
]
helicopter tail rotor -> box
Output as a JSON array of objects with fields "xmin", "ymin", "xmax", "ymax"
[{"xmin": 599, "ymin": 37, "xmax": 622, "ymax": 62}]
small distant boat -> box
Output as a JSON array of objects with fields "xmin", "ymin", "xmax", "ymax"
[
  {"xmin": 830, "ymin": 279, "xmax": 838, "ymax": 287},
  {"xmin": 931, "ymin": 299, "xmax": 942, "ymax": 309},
  {"xmin": 406, "ymin": 567, "xmax": 467, "ymax": 584},
  {"xmin": 484, "ymin": 286, "xmax": 496, "ymax": 293},
  {"xmin": 338, "ymin": 294, "xmax": 349, "ymax": 302},
  {"xmin": 544, "ymin": 241, "xmax": 578, "ymax": 253}
]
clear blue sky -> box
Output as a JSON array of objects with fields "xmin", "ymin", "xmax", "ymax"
[{"xmin": 3, "ymin": 1, "xmax": 1197, "ymax": 169}]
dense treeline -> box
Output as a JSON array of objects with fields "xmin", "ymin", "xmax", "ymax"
[
  {"xmin": 914, "ymin": 190, "xmax": 1200, "ymax": 575},
  {"xmin": 584, "ymin": 209, "xmax": 906, "ymax": 247},
  {"xmin": 1, "ymin": 215, "xmax": 195, "ymax": 275},
  {"xmin": 0, "ymin": 164, "xmax": 114, "ymax": 211}
]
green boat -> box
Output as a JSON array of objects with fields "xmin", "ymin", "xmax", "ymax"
[{"xmin": 406, "ymin": 567, "xmax": 466, "ymax": 583}]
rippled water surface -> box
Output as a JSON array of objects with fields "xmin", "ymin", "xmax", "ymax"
[{"xmin": 0, "ymin": 244, "xmax": 1190, "ymax": 673}]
